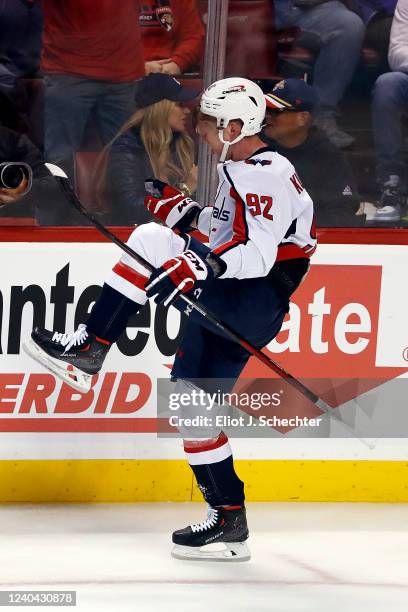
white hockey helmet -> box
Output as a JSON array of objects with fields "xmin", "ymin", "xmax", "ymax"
[{"xmin": 200, "ymin": 77, "xmax": 266, "ymax": 160}]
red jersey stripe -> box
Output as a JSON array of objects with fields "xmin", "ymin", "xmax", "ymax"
[
  {"xmin": 276, "ymin": 243, "xmax": 316, "ymax": 261},
  {"xmin": 112, "ymin": 261, "xmax": 149, "ymax": 290},
  {"xmin": 184, "ymin": 431, "xmax": 229, "ymax": 454}
]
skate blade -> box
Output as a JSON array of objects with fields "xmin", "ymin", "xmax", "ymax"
[
  {"xmin": 171, "ymin": 541, "xmax": 251, "ymax": 562},
  {"xmin": 23, "ymin": 339, "xmax": 93, "ymax": 393}
]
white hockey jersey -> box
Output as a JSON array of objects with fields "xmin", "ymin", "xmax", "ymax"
[{"xmin": 196, "ymin": 146, "xmax": 316, "ymax": 280}]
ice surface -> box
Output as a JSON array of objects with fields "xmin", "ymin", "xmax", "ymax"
[{"xmin": 0, "ymin": 503, "xmax": 407, "ymax": 611}]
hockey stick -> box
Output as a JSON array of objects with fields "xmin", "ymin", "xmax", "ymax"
[{"xmin": 46, "ymin": 163, "xmax": 375, "ymax": 448}]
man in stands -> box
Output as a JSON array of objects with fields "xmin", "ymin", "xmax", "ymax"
[
  {"xmin": 263, "ymin": 79, "xmax": 361, "ymax": 226},
  {"xmin": 141, "ymin": 1, "xmax": 205, "ymax": 75},
  {"xmin": 273, "ymin": 0, "xmax": 365, "ymax": 149},
  {"xmin": 42, "ymin": 0, "xmax": 145, "ymax": 164}
]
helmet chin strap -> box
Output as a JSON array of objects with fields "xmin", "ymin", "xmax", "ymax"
[
  {"xmin": 219, "ymin": 141, "xmax": 230, "ymax": 163},
  {"xmin": 218, "ymin": 129, "xmax": 246, "ymax": 163}
]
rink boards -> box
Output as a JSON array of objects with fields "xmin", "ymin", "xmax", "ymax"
[{"xmin": 0, "ymin": 230, "xmax": 408, "ymax": 502}]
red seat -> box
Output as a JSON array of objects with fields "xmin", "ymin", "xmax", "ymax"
[
  {"xmin": 362, "ymin": 47, "xmax": 381, "ymax": 66},
  {"xmin": 276, "ymin": 26, "xmax": 301, "ymax": 46},
  {"xmin": 226, "ymin": 1, "xmax": 277, "ymax": 78},
  {"xmin": 199, "ymin": 0, "xmax": 278, "ymax": 79}
]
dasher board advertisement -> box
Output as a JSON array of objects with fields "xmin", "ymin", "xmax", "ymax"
[{"xmin": 0, "ymin": 240, "xmax": 407, "ymax": 461}]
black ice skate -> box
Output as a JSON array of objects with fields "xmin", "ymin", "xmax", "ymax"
[
  {"xmin": 172, "ymin": 505, "xmax": 250, "ymax": 562},
  {"xmin": 23, "ymin": 324, "xmax": 110, "ymax": 393}
]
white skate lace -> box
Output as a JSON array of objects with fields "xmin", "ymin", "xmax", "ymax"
[
  {"xmin": 52, "ymin": 324, "xmax": 89, "ymax": 353},
  {"xmin": 191, "ymin": 508, "xmax": 219, "ymax": 533}
]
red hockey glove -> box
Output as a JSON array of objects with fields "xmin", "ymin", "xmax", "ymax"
[
  {"xmin": 144, "ymin": 178, "xmax": 200, "ymax": 231},
  {"xmin": 145, "ymin": 250, "xmax": 213, "ymax": 307}
]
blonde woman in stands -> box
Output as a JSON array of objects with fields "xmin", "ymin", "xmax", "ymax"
[{"xmin": 98, "ymin": 73, "xmax": 199, "ymax": 225}]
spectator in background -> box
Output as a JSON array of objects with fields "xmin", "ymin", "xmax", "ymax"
[
  {"xmin": 371, "ymin": 0, "xmax": 408, "ymax": 222},
  {"xmin": 141, "ymin": 1, "xmax": 205, "ymax": 75},
  {"xmin": 273, "ymin": 0, "xmax": 365, "ymax": 149},
  {"xmin": 42, "ymin": 0, "xmax": 145, "ymax": 165},
  {"xmin": 262, "ymin": 79, "xmax": 361, "ymax": 226},
  {"xmin": 0, "ymin": 0, "xmax": 42, "ymax": 93},
  {"xmin": 96, "ymin": 73, "xmax": 199, "ymax": 225}
]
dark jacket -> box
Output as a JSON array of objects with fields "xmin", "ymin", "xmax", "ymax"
[
  {"xmin": 0, "ymin": 125, "xmax": 75, "ymax": 225},
  {"xmin": 107, "ymin": 128, "xmax": 185, "ymax": 226},
  {"xmin": 0, "ymin": 0, "xmax": 43, "ymax": 86},
  {"xmin": 264, "ymin": 127, "xmax": 362, "ymax": 227}
]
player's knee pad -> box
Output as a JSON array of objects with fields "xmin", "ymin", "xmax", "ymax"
[
  {"xmin": 126, "ymin": 222, "xmax": 169, "ymax": 262},
  {"xmin": 124, "ymin": 222, "xmax": 187, "ymax": 270},
  {"xmin": 173, "ymin": 378, "xmax": 222, "ymax": 440}
]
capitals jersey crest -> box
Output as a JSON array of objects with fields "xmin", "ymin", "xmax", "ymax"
[{"xmin": 245, "ymin": 158, "xmax": 272, "ymax": 166}]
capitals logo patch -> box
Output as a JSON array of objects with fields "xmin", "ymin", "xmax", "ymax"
[{"xmin": 245, "ymin": 159, "xmax": 272, "ymax": 166}]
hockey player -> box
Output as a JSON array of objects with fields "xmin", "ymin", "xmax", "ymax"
[{"xmin": 24, "ymin": 77, "xmax": 316, "ymax": 561}]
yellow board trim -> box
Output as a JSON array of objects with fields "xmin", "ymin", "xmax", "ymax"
[{"xmin": 0, "ymin": 460, "xmax": 407, "ymax": 503}]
